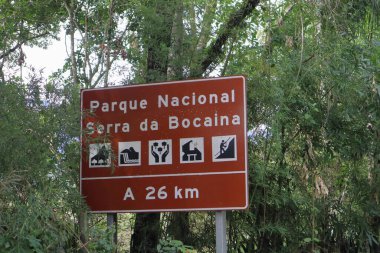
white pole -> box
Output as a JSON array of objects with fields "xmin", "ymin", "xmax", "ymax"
[{"xmin": 216, "ymin": 211, "xmax": 227, "ymax": 253}]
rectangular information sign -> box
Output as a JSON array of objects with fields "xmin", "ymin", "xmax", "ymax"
[{"xmin": 80, "ymin": 76, "xmax": 248, "ymax": 212}]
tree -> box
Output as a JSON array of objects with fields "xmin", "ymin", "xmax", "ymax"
[
  {"xmin": 127, "ymin": 0, "xmax": 260, "ymax": 251},
  {"xmin": 130, "ymin": 0, "xmax": 176, "ymax": 251},
  {"xmin": 0, "ymin": 0, "xmax": 64, "ymax": 83},
  {"xmin": 223, "ymin": 0, "xmax": 380, "ymax": 252}
]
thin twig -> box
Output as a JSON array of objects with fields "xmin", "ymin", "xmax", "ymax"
[{"xmin": 296, "ymin": 12, "xmax": 304, "ymax": 81}]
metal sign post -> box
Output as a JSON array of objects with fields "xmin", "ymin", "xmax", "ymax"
[{"xmin": 216, "ymin": 211, "xmax": 227, "ymax": 253}]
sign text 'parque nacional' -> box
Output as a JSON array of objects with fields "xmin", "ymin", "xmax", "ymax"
[{"xmin": 80, "ymin": 76, "xmax": 248, "ymax": 213}]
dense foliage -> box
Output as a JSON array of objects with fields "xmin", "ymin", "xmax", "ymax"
[{"xmin": 0, "ymin": 0, "xmax": 379, "ymax": 252}]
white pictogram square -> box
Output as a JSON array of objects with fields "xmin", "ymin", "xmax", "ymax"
[
  {"xmin": 119, "ymin": 141, "xmax": 141, "ymax": 166},
  {"xmin": 180, "ymin": 137, "xmax": 204, "ymax": 163},
  {"xmin": 212, "ymin": 135, "xmax": 237, "ymax": 162},
  {"xmin": 89, "ymin": 143, "xmax": 111, "ymax": 167},
  {"xmin": 149, "ymin": 139, "xmax": 172, "ymax": 165}
]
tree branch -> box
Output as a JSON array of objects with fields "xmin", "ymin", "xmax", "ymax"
[
  {"xmin": 0, "ymin": 32, "xmax": 50, "ymax": 60},
  {"xmin": 197, "ymin": 0, "xmax": 260, "ymax": 76},
  {"xmin": 0, "ymin": 42, "xmax": 22, "ymax": 60}
]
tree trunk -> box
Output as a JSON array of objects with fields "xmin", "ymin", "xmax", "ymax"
[
  {"xmin": 103, "ymin": 0, "xmax": 114, "ymax": 87},
  {"xmin": 167, "ymin": 212, "xmax": 191, "ymax": 245},
  {"xmin": 130, "ymin": 1, "xmax": 176, "ymax": 252},
  {"xmin": 167, "ymin": 0, "xmax": 184, "ymax": 80},
  {"xmin": 189, "ymin": 0, "xmax": 217, "ymax": 76},
  {"xmin": 0, "ymin": 61, "xmax": 5, "ymax": 84},
  {"xmin": 64, "ymin": 1, "xmax": 87, "ymax": 252},
  {"xmin": 131, "ymin": 213, "xmax": 161, "ymax": 253},
  {"xmin": 64, "ymin": 0, "xmax": 78, "ymax": 87},
  {"xmin": 165, "ymin": 1, "xmax": 192, "ymax": 244}
]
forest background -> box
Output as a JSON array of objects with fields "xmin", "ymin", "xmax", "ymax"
[{"xmin": 0, "ymin": 0, "xmax": 379, "ymax": 252}]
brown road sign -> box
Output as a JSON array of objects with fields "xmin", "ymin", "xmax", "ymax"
[{"xmin": 81, "ymin": 76, "xmax": 248, "ymax": 212}]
